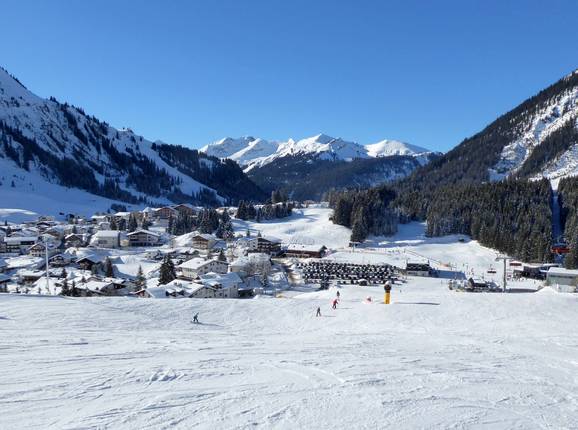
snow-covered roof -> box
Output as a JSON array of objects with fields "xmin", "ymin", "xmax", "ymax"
[
  {"xmin": 199, "ymin": 271, "xmax": 242, "ymax": 288},
  {"xmin": 144, "ymin": 286, "xmax": 168, "ymax": 298},
  {"xmin": 193, "ymin": 234, "xmax": 216, "ymax": 241},
  {"xmin": 286, "ymin": 244, "xmax": 326, "ymax": 252},
  {"xmin": 178, "ymin": 257, "xmax": 221, "ymax": 270},
  {"xmin": 254, "ymin": 235, "xmax": 281, "ymax": 243},
  {"xmin": 547, "ymin": 267, "xmax": 578, "ymax": 276},
  {"xmin": 4, "ymin": 236, "xmax": 38, "ymax": 244},
  {"xmin": 80, "ymin": 280, "xmax": 112, "ymax": 292},
  {"xmin": 0, "ymin": 257, "xmax": 7, "ymax": 268},
  {"xmin": 93, "ymin": 230, "xmax": 120, "ymax": 238},
  {"xmin": 127, "ymin": 229, "xmax": 160, "ymax": 237},
  {"xmin": 0, "ymin": 274, "xmax": 11, "ymax": 283}
]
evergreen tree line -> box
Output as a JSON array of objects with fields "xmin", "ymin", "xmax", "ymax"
[
  {"xmin": 328, "ymin": 179, "xmax": 554, "ymax": 262},
  {"xmin": 327, "ymin": 186, "xmax": 399, "ymax": 242},
  {"xmin": 558, "ymin": 177, "xmax": 578, "ymax": 268},
  {"xmin": 418, "ymin": 179, "xmax": 553, "ymax": 262},
  {"xmin": 236, "ymin": 200, "xmax": 293, "ymax": 222}
]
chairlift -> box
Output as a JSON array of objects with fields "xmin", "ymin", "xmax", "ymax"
[{"xmin": 487, "ymin": 266, "xmax": 497, "ymax": 274}]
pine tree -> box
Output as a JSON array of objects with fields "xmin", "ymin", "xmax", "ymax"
[
  {"xmin": 104, "ymin": 257, "xmax": 114, "ymax": 278},
  {"xmin": 128, "ymin": 214, "xmax": 138, "ymax": 232},
  {"xmin": 60, "ymin": 278, "xmax": 70, "ymax": 296},
  {"xmin": 135, "ymin": 265, "xmax": 146, "ymax": 289},
  {"xmin": 158, "ymin": 256, "xmax": 176, "ymax": 285},
  {"xmin": 70, "ymin": 280, "xmax": 79, "ymax": 297},
  {"xmin": 218, "ymin": 249, "xmax": 227, "ymax": 262}
]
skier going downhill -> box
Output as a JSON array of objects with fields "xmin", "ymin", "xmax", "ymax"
[
  {"xmin": 332, "ymin": 299, "xmax": 338, "ymax": 310},
  {"xmin": 193, "ymin": 313, "xmax": 199, "ymax": 324},
  {"xmin": 316, "ymin": 307, "xmax": 321, "ymax": 317}
]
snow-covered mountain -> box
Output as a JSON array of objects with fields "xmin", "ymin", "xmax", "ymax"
[
  {"xmin": 0, "ymin": 67, "xmax": 265, "ymax": 212},
  {"xmin": 365, "ymin": 139, "xmax": 430, "ymax": 158},
  {"xmin": 402, "ymin": 68, "xmax": 578, "ymax": 192},
  {"xmin": 200, "ymin": 133, "xmax": 437, "ymax": 200},
  {"xmin": 201, "ymin": 133, "xmax": 434, "ymax": 171}
]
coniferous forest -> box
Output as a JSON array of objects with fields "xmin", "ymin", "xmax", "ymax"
[
  {"xmin": 558, "ymin": 176, "xmax": 578, "ymax": 268},
  {"xmin": 328, "ymin": 178, "xmax": 554, "ymax": 263}
]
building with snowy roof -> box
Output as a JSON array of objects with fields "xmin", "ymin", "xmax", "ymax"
[
  {"xmin": 178, "ymin": 257, "xmax": 228, "ymax": 280},
  {"xmin": 546, "ymin": 267, "xmax": 578, "ymax": 292},
  {"xmin": 91, "ymin": 230, "xmax": 120, "ymax": 248}
]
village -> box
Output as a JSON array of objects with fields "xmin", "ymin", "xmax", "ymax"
[{"xmin": 1, "ymin": 202, "xmax": 577, "ymax": 302}]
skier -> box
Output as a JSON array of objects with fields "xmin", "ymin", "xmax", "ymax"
[
  {"xmin": 193, "ymin": 313, "xmax": 199, "ymax": 324},
  {"xmin": 332, "ymin": 298, "xmax": 338, "ymax": 310},
  {"xmin": 316, "ymin": 307, "xmax": 321, "ymax": 317},
  {"xmin": 336, "ymin": 290, "xmax": 341, "ymax": 300}
]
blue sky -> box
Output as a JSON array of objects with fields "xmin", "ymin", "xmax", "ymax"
[{"xmin": 2, "ymin": 0, "xmax": 577, "ymax": 152}]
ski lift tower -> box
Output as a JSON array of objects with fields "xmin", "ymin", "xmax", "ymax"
[
  {"xmin": 495, "ymin": 255, "xmax": 510, "ymax": 293},
  {"xmin": 349, "ymin": 241, "xmax": 361, "ymax": 253}
]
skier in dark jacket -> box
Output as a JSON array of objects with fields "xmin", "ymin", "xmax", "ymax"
[
  {"xmin": 316, "ymin": 307, "xmax": 321, "ymax": 317},
  {"xmin": 336, "ymin": 290, "xmax": 340, "ymax": 300},
  {"xmin": 193, "ymin": 313, "xmax": 199, "ymax": 324}
]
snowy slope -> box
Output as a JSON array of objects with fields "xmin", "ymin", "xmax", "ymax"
[
  {"xmin": 0, "ymin": 67, "xmax": 264, "ymax": 213},
  {"xmin": 1, "ymin": 278, "xmax": 576, "ymax": 429},
  {"xmin": 201, "ymin": 133, "xmax": 435, "ymax": 171},
  {"xmin": 489, "ymin": 70, "xmax": 578, "ymax": 185},
  {"xmin": 365, "ymin": 139, "xmax": 430, "ymax": 158}
]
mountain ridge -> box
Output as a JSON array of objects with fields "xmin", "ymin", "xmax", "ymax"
[{"xmin": 0, "ymin": 67, "xmax": 266, "ymax": 210}]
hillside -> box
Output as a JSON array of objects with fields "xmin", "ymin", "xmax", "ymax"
[
  {"xmin": 0, "ymin": 67, "xmax": 265, "ymax": 211},
  {"xmin": 399, "ymin": 69, "xmax": 578, "ymax": 192}
]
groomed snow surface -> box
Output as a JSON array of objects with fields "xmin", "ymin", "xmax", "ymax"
[{"xmin": 1, "ymin": 281, "xmax": 577, "ymax": 429}]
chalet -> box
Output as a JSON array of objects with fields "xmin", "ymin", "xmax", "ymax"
[
  {"xmin": 91, "ymin": 230, "xmax": 120, "ymax": 248},
  {"xmin": 0, "ymin": 257, "xmax": 7, "ymax": 272},
  {"xmin": 248, "ymin": 236, "xmax": 282, "ymax": 255},
  {"xmin": 546, "ymin": 267, "xmax": 578, "ymax": 292},
  {"xmin": 127, "ymin": 229, "xmax": 160, "ymax": 247},
  {"xmin": 405, "ymin": 262, "xmax": 432, "ymax": 277},
  {"xmin": 192, "ymin": 234, "xmax": 216, "ymax": 250},
  {"xmin": 174, "ymin": 204, "xmax": 196, "ymax": 217},
  {"xmin": 28, "ymin": 243, "xmax": 59, "ymax": 258},
  {"xmin": 154, "ymin": 206, "xmax": 177, "ymax": 219},
  {"xmin": 164, "ymin": 279, "xmax": 217, "ymax": 298},
  {"xmin": 49, "ymin": 253, "xmax": 73, "ymax": 267},
  {"xmin": 178, "ymin": 258, "xmax": 228, "ymax": 280},
  {"xmin": 199, "ymin": 272, "xmax": 242, "ymax": 298},
  {"xmin": 0, "ymin": 240, "xmax": 6, "ymax": 254},
  {"xmin": 4, "ymin": 236, "xmax": 38, "ymax": 254},
  {"xmin": 44, "ymin": 226, "xmax": 65, "ymax": 239},
  {"xmin": 76, "ymin": 255, "xmax": 102, "ymax": 271},
  {"xmin": 134, "ymin": 287, "xmax": 167, "ymax": 299},
  {"xmin": 20, "ymin": 270, "xmax": 44, "ymax": 285},
  {"xmin": 76, "ymin": 280, "xmax": 112, "ymax": 296},
  {"xmin": 285, "ymin": 244, "xmax": 326, "ymax": 259},
  {"xmin": 65, "ymin": 233, "xmax": 86, "ymax": 248}
]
